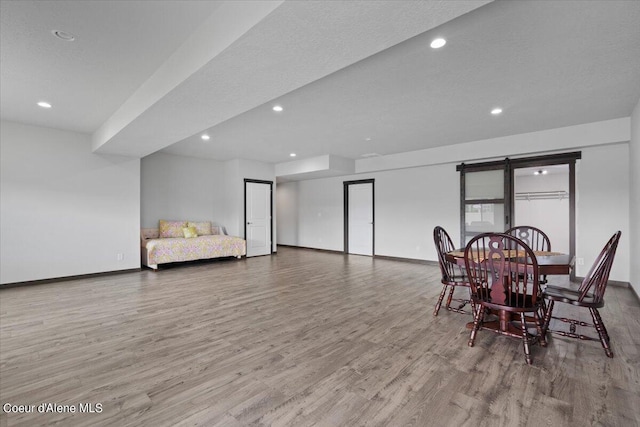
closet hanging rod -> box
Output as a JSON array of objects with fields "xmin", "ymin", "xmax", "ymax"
[{"xmin": 515, "ymin": 190, "xmax": 568, "ymax": 201}]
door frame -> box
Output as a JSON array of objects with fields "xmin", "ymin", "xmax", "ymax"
[
  {"xmin": 343, "ymin": 179, "xmax": 375, "ymax": 255},
  {"xmin": 244, "ymin": 178, "xmax": 273, "ymax": 255}
]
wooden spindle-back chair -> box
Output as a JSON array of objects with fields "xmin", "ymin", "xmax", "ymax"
[
  {"xmin": 505, "ymin": 225, "xmax": 551, "ymax": 284},
  {"xmin": 432, "ymin": 226, "xmax": 472, "ymax": 316},
  {"xmin": 542, "ymin": 231, "xmax": 621, "ymax": 357},
  {"xmin": 465, "ymin": 233, "xmax": 545, "ymax": 364}
]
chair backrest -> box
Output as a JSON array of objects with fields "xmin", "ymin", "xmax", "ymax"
[
  {"xmin": 464, "ymin": 233, "xmax": 540, "ymax": 308},
  {"xmin": 578, "ymin": 231, "xmax": 621, "ymax": 303},
  {"xmin": 505, "ymin": 226, "xmax": 551, "ymax": 252},
  {"xmin": 433, "ymin": 226, "xmax": 460, "ymax": 282}
]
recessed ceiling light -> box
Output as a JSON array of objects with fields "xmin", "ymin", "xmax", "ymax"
[
  {"xmin": 430, "ymin": 38, "xmax": 446, "ymax": 49},
  {"xmin": 289, "ymin": 153, "xmax": 296, "ymax": 157},
  {"xmin": 534, "ymin": 170, "xmax": 548, "ymax": 175},
  {"xmin": 491, "ymin": 108, "xmax": 503, "ymax": 115},
  {"xmin": 52, "ymin": 30, "xmax": 75, "ymax": 41},
  {"xmin": 201, "ymin": 134, "xmax": 210, "ymax": 141},
  {"xmin": 273, "ymin": 105, "xmax": 283, "ymax": 112},
  {"xmin": 37, "ymin": 101, "xmax": 52, "ymax": 109}
]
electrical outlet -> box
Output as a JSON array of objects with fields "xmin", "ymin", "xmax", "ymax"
[
  {"xmin": 117, "ymin": 253, "xmax": 124, "ymax": 261},
  {"xmin": 576, "ymin": 257, "xmax": 584, "ymax": 266}
]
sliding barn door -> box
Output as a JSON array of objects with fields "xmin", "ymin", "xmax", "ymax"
[{"xmin": 458, "ymin": 153, "xmax": 579, "ymax": 279}]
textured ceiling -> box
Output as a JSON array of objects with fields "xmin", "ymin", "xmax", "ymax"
[
  {"xmin": 1, "ymin": 1, "xmax": 639, "ymax": 168},
  {"xmin": 163, "ymin": 0, "xmax": 640, "ymax": 162},
  {"xmin": 0, "ymin": 0, "xmax": 220, "ymax": 133}
]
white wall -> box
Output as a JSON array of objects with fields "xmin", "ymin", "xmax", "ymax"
[
  {"xmin": 576, "ymin": 143, "xmax": 629, "ymax": 282},
  {"xmin": 629, "ymin": 98, "xmax": 640, "ymax": 295},
  {"xmin": 277, "ymin": 162, "xmax": 459, "ymax": 261},
  {"xmin": 0, "ymin": 121, "xmax": 140, "ymax": 284},
  {"xmin": 276, "ymin": 121, "xmax": 631, "ymax": 282},
  {"xmin": 295, "ymin": 177, "xmax": 344, "ymax": 251},
  {"xmin": 141, "ymin": 154, "xmax": 277, "ymax": 250},
  {"xmin": 375, "ymin": 165, "xmax": 459, "ymax": 259},
  {"xmin": 140, "ymin": 152, "xmax": 227, "ymax": 228},
  {"xmin": 276, "ymin": 181, "xmax": 299, "ymax": 245}
]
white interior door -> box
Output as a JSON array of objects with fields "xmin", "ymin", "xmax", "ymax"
[
  {"xmin": 347, "ymin": 182, "xmax": 373, "ymax": 256},
  {"xmin": 246, "ymin": 181, "xmax": 271, "ymax": 257}
]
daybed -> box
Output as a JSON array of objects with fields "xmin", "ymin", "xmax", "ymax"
[{"xmin": 141, "ymin": 220, "xmax": 246, "ymax": 270}]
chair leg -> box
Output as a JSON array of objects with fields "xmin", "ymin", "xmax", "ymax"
[
  {"xmin": 445, "ymin": 285, "xmax": 455, "ymax": 310},
  {"xmin": 589, "ymin": 308, "xmax": 613, "ymax": 358},
  {"xmin": 433, "ymin": 284, "xmax": 448, "ymax": 316},
  {"xmin": 537, "ymin": 299, "xmax": 547, "ymax": 326},
  {"xmin": 468, "ymin": 304, "xmax": 484, "ymax": 347},
  {"xmin": 534, "ymin": 309, "xmax": 547, "ymax": 347},
  {"xmin": 520, "ymin": 312, "xmax": 532, "ymax": 365},
  {"xmin": 591, "ymin": 307, "xmax": 611, "ymax": 344},
  {"xmin": 542, "ymin": 299, "xmax": 554, "ymax": 337}
]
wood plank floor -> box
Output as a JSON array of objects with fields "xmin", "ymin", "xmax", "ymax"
[{"xmin": 1, "ymin": 246, "xmax": 639, "ymax": 426}]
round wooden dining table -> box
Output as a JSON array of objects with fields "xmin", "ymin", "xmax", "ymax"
[
  {"xmin": 445, "ymin": 249, "xmax": 575, "ymax": 336},
  {"xmin": 445, "ymin": 249, "xmax": 574, "ymax": 276}
]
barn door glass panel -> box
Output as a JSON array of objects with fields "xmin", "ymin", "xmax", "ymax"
[{"xmin": 463, "ymin": 169, "xmax": 506, "ymax": 245}]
